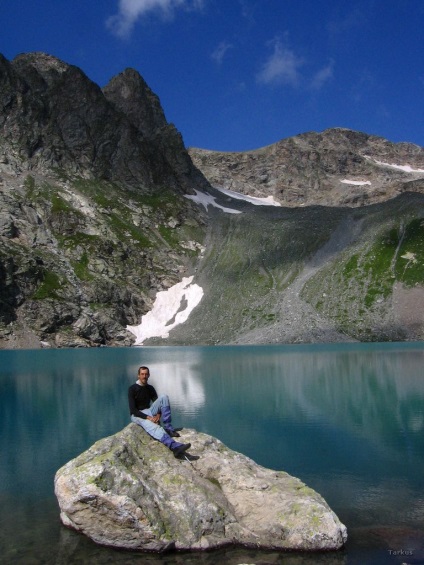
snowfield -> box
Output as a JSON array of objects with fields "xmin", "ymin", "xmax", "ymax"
[
  {"xmin": 184, "ymin": 189, "xmax": 242, "ymax": 214},
  {"xmin": 340, "ymin": 179, "xmax": 372, "ymax": 186},
  {"xmin": 185, "ymin": 186, "xmax": 281, "ymax": 214},
  {"xmin": 127, "ymin": 276, "xmax": 204, "ymax": 345},
  {"xmin": 215, "ymin": 186, "xmax": 281, "ymax": 206},
  {"xmin": 368, "ymin": 158, "xmax": 424, "ymax": 174}
]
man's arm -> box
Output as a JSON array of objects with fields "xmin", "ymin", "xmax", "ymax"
[
  {"xmin": 149, "ymin": 385, "xmax": 158, "ymax": 403},
  {"xmin": 146, "ymin": 385, "xmax": 160, "ymax": 423}
]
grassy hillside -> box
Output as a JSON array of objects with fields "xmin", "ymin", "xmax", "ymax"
[
  {"xmin": 153, "ymin": 192, "xmax": 424, "ymax": 345},
  {"xmin": 302, "ymin": 194, "xmax": 424, "ymax": 340}
]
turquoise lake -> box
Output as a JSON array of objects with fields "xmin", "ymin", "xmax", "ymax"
[{"xmin": 1, "ymin": 343, "xmax": 423, "ymax": 564}]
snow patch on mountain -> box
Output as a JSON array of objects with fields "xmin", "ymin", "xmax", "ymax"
[
  {"xmin": 184, "ymin": 190, "xmax": 242, "ymax": 214},
  {"xmin": 340, "ymin": 179, "xmax": 372, "ymax": 186},
  {"xmin": 371, "ymin": 159, "xmax": 424, "ymax": 174},
  {"xmin": 216, "ymin": 187, "xmax": 281, "ymax": 206},
  {"xmin": 127, "ymin": 276, "xmax": 204, "ymax": 345},
  {"xmin": 185, "ymin": 187, "xmax": 281, "ymax": 213}
]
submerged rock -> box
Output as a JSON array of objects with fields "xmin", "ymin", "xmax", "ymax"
[{"xmin": 54, "ymin": 424, "xmax": 347, "ymax": 552}]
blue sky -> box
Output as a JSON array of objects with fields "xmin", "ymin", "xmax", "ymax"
[{"xmin": 2, "ymin": 0, "xmax": 424, "ymax": 151}]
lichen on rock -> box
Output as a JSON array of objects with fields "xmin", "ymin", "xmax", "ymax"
[{"xmin": 54, "ymin": 424, "xmax": 347, "ymax": 553}]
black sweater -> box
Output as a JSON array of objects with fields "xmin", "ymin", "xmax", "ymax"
[{"xmin": 128, "ymin": 383, "xmax": 158, "ymax": 419}]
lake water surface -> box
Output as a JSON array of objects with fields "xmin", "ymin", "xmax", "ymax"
[{"xmin": 1, "ymin": 343, "xmax": 423, "ymax": 564}]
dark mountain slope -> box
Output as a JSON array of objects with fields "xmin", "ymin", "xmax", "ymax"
[
  {"xmin": 0, "ymin": 52, "xmax": 207, "ymax": 192},
  {"xmin": 0, "ymin": 52, "xmax": 207, "ymax": 347}
]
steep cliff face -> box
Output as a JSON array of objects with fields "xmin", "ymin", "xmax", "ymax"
[
  {"xmin": 0, "ymin": 52, "xmax": 207, "ymax": 192},
  {"xmin": 0, "ymin": 52, "xmax": 207, "ymax": 348},
  {"xmin": 102, "ymin": 68, "xmax": 206, "ymax": 193},
  {"xmin": 189, "ymin": 129, "xmax": 424, "ymax": 207}
]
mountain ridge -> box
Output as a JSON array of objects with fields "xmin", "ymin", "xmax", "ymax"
[
  {"xmin": 1, "ymin": 52, "xmax": 423, "ymax": 348},
  {"xmin": 1, "ymin": 51, "xmax": 208, "ymax": 193},
  {"xmin": 189, "ymin": 128, "xmax": 424, "ymax": 208}
]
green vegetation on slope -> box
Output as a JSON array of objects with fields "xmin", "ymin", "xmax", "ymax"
[
  {"xmin": 2, "ymin": 172, "xmax": 206, "ymax": 345},
  {"xmin": 302, "ymin": 197, "xmax": 424, "ymax": 340},
  {"xmin": 159, "ymin": 205, "xmax": 345, "ymax": 344},
  {"xmin": 32, "ymin": 270, "xmax": 66, "ymax": 300}
]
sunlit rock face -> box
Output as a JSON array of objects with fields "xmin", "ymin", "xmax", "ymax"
[
  {"xmin": 189, "ymin": 128, "xmax": 424, "ymax": 208},
  {"xmin": 54, "ymin": 424, "xmax": 347, "ymax": 552}
]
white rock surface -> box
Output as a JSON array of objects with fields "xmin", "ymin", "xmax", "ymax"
[{"xmin": 55, "ymin": 425, "xmax": 347, "ymax": 553}]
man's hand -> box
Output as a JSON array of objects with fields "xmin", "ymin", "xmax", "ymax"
[{"xmin": 147, "ymin": 414, "xmax": 161, "ymax": 424}]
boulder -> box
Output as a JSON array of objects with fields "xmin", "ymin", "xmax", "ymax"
[{"xmin": 54, "ymin": 424, "xmax": 347, "ymax": 553}]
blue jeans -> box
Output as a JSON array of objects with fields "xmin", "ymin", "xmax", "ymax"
[{"xmin": 131, "ymin": 394, "xmax": 172, "ymax": 441}]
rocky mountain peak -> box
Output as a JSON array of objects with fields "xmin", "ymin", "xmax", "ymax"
[
  {"xmin": 0, "ymin": 51, "xmax": 206, "ymax": 192},
  {"xmin": 1, "ymin": 52, "xmax": 126, "ymax": 179},
  {"xmin": 189, "ymin": 127, "xmax": 424, "ymax": 207},
  {"xmin": 103, "ymin": 68, "xmax": 168, "ymax": 139},
  {"xmin": 12, "ymin": 51, "xmax": 72, "ymax": 83},
  {"xmin": 0, "ymin": 52, "xmax": 208, "ymax": 349}
]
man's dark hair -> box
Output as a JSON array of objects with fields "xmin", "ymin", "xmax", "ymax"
[{"xmin": 138, "ymin": 366, "xmax": 150, "ymax": 375}]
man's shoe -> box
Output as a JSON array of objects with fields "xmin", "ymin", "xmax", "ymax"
[
  {"xmin": 165, "ymin": 428, "xmax": 180, "ymax": 438},
  {"xmin": 183, "ymin": 453, "xmax": 199, "ymax": 461},
  {"xmin": 172, "ymin": 443, "xmax": 191, "ymax": 458}
]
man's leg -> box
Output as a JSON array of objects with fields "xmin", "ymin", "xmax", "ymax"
[
  {"xmin": 131, "ymin": 412, "xmax": 190, "ymax": 457},
  {"xmin": 149, "ymin": 395, "xmax": 181, "ymax": 436},
  {"xmin": 160, "ymin": 434, "xmax": 191, "ymax": 458},
  {"xmin": 131, "ymin": 410, "xmax": 164, "ymax": 440}
]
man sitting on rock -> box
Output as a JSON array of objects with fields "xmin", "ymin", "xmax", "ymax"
[{"xmin": 128, "ymin": 366, "xmax": 191, "ymax": 458}]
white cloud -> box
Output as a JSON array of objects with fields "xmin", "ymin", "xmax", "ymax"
[
  {"xmin": 211, "ymin": 41, "xmax": 233, "ymax": 65},
  {"xmin": 327, "ymin": 8, "xmax": 366, "ymax": 37},
  {"xmin": 376, "ymin": 104, "xmax": 390, "ymax": 120},
  {"xmin": 107, "ymin": 0, "xmax": 204, "ymax": 38},
  {"xmin": 239, "ymin": 0, "xmax": 256, "ymax": 24},
  {"xmin": 256, "ymin": 38, "xmax": 304, "ymax": 87},
  {"xmin": 310, "ymin": 60, "xmax": 334, "ymax": 90},
  {"xmin": 351, "ymin": 69, "xmax": 375, "ymax": 102}
]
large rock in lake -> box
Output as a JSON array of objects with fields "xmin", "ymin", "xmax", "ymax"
[{"xmin": 54, "ymin": 424, "xmax": 347, "ymax": 552}]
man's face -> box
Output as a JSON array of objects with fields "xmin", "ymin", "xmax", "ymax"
[{"xmin": 138, "ymin": 368, "xmax": 149, "ymax": 385}]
